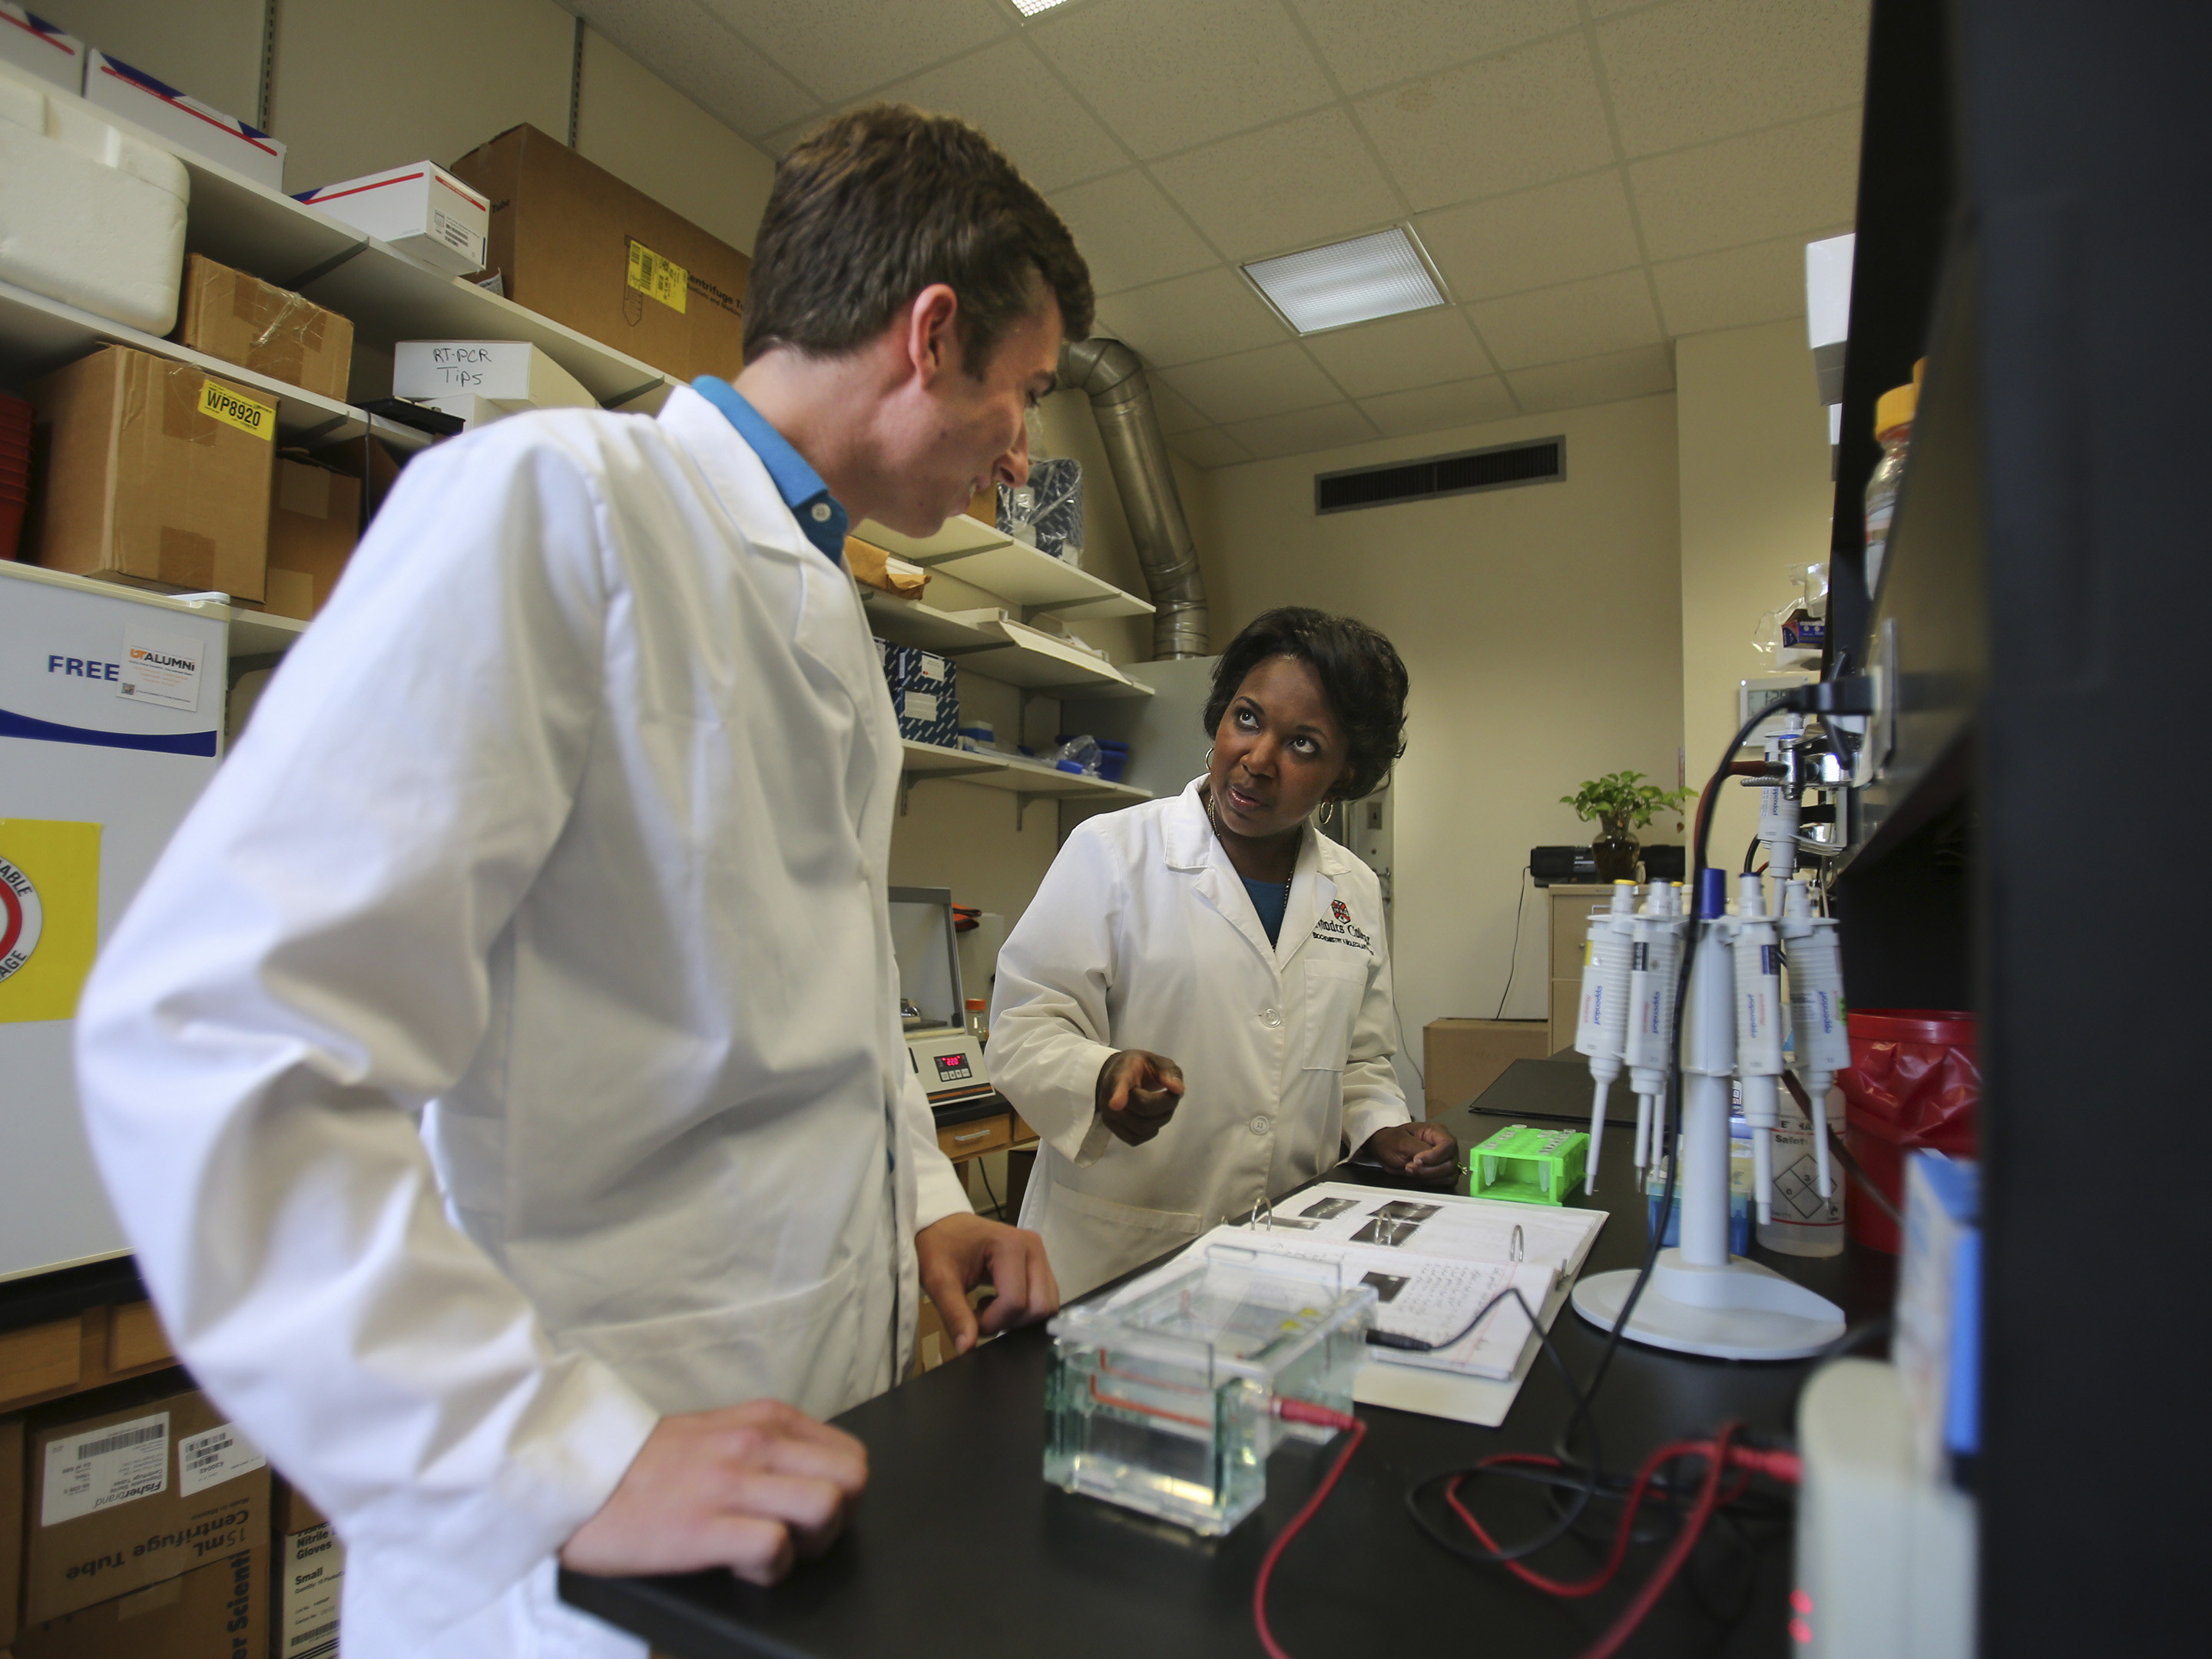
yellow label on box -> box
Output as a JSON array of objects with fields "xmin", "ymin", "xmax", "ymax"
[
  {"xmin": 0, "ymin": 819, "xmax": 102, "ymax": 1025},
  {"xmin": 199, "ymin": 380, "xmax": 275, "ymax": 440},
  {"xmin": 626, "ymin": 240, "xmax": 687, "ymax": 313}
]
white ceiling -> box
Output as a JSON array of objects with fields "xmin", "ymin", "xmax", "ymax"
[{"xmin": 568, "ymin": 0, "xmax": 1867, "ymax": 467}]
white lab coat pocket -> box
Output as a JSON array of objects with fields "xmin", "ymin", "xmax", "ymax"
[
  {"xmin": 1300, "ymin": 956, "xmax": 1369, "ymax": 1072},
  {"xmin": 1041, "ymin": 1179, "xmax": 1205, "ymax": 1300}
]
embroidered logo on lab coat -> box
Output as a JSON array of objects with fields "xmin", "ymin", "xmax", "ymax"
[
  {"xmin": 1332, "ymin": 899, "xmax": 1352, "ymax": 925},
  {"xmin": 0, "ymin": 820, "xmax": 101, "ymax": 1023}
]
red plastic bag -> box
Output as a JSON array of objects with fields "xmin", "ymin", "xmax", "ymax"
[{"xmin": 1835, "ymin": 1009, "xmax": 1979, "ymax": 1253}]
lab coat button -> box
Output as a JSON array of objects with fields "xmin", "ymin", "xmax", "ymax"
[
  {"xmin": 810, "ymin": 502, "xmax": 833, "ymax": 522},
  {"xmin": 1259, "ymin": 1006, "xmax": 1283, "ymax": 1028},
  {"xmin": 1248, "ymin": 1115, "xmax": 1270, "ymax": 1136}
]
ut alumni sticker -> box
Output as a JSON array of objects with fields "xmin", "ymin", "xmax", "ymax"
[{"xmin": 0, "ymin": 853, "xmax": 41, "ymax": 982}]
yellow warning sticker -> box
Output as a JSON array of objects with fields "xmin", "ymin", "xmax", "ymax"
[
  {"xmin": 199, "ymin": 380, "xmax": 275, "ymax": 440},
  {"xmin": 0, "ymin": 818, "xmax": 102, "ymax": 1025},
  {"xmin": 627, "ymin": 240, "xmax": 687, "ymax": 313}
]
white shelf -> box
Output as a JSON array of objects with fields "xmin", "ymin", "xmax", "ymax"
[
  {"xmin": 899, "ymin": 740, "xmax": 1149, "ymax": 803},
  {"xmin": 0, "ymin": 280, "xmax": 372, "ymax": 447},
  {"xmin": 167, "ymin": 148, "xmax": 674, "ymax": 411},
  {"xmin": 0, "ymin": 562, "xmax": 308, "ymax": 657},
  {"xmin": 859, "ymin": 591, "xmax": 1154, "ymax": 699},
  {"xmin": 859, "ymin": 515, "xmax": 1154, "ymax": 621}
]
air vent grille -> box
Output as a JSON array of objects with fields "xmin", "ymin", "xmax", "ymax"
[{"xmin": 1314, "ymin": 436, "xmax": 1565, "ymax": 515}]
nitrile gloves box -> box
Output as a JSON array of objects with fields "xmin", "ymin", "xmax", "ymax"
[
  {"xmin": 82, "ymin": 51, "xmax": 284, "ymax": 190},
  {"xmin": 297, "ymin": 161, "xmax": 490, "ymax": 276}
]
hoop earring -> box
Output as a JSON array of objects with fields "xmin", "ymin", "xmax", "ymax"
[{"xmin": 1204, "ymin": 744, "xmax": 1214, "ymax": 764}]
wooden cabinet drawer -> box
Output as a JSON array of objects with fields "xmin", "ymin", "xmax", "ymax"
[
  {"xmin": 108, "ymin": 1299, "xmax": 175, "ymax": 1373},
  {"xmin": 0, "ymin": 1316, "xmax": 82, "ymax": 1408},
  {"xmin": 937, "ymin": 1115, "xmax": 1012, "ymax": 1161}
]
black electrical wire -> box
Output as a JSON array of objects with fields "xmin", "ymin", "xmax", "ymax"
[
  {"xmin": 975, "ymin": 1156, "xmax": 1002, "ymax": 1220},
  {"xmin": 1492, "ymin": 866, "xmax": 1533, "ymax": 1020}
]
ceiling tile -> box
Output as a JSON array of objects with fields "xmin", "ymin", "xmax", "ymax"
[
  {"xmin": 1159, "ymin": 343, "xmax": 1342, "ymax": 426},
  {"xmin": 1050, "ymin": 171, "xmax": 1219, "ymax": 296},
  {"xmin": 697, "ymin": 0, "xmax": 1011, "ymax": 105},
  {"xmin": 570, "ymin": 0, "xmax": 819, "ymax": 137},
  {"xmin": 1143, "ymin": 378, "xmax": 1210, "ymax": 436},
  {"xmin": 1028, "ymin": 0, "xmax": 1336, "ymax": 161},
  {"xmin": 1151, "ymin": 108, "xmax": 1400, "ymax": 263},
  {"xmin": 1652, "ymin": 230, "xmax": 1844, "ymax": 336},
  {"xmin": 1224, "ymin": 402, "xmax": 1382, "ymax": 460},
  {"xmin": 1467, "ymin": 270, "xmax": 1662, "ymax": 371},
  {"xmin": 1356, "ymin": 376, "xmax": 1521, "ymax": 439},
  {"xmin": 1597, "ymin": 0, "xmax": 1869, "ymax": 157},
  {"xmin": 1631, "ymin": 108, "xmax": 1863, "ymax": 260},
  {"xmin": 1589, "ymin": 0, "xmax": 1666, "ymax": 15},
  {"xmin": 1092, "ymin": 268, "xmax": 1286, "ymax": 368},
  {"xmin": 1287, "ymin": 0, "xmax": 1579, "ymax": 98},
  {"xmin": 1301, "ymin": 306, "xmax": 1494, "ymax": 399},
  {"xmin": 1354, "ymin": 33, "xmax": 1615, "ymax": 213},
  {"xmin": 877, "ymin": 37, "xmax": 1128, "ymax": 191},
  {"xmin": 1416, "ymin": 170, "xmax": 1642, "ymax": 301},
  {"xmin": 1505, "ymin": 343, "xmax": 1676, "ymax": 412},
  {"xmin": 1168, "ymin": 428, "xmax": 1256, "ymax": 469}
]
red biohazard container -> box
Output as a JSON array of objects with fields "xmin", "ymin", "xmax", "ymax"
[{"xmin": 1834, "ymin": 1008, "xmax": 1979, "ymax": 1253}]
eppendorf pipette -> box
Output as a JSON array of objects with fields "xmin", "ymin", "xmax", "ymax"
[
  {"xmin": 1731, "ymin": 873, "xmax": 1786, "ymax": 1224},
  {"xmin": 1780, "ymin": 879, "xmax": 1845, "ymax": 1200},
  {"xmin": 1624, "ymin": 882, "xmax": 1686, "ymax": 1172},
  {"xmin": 1571, "ymin": 881, "xmax": 1637, "ymax": 1193}
]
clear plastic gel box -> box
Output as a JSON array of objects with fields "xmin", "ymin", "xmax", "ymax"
[{"xmin": 1043, "ymin": 1247, "xmax": 1376, "ymax": 1535}]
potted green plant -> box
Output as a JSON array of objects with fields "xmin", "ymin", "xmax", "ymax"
[{"xmin": 1560, "ymin": 771, "xmax": 1695, "ymax": 882}]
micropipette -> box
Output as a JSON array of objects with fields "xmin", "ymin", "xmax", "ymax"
[
  {"xmin": 1780, "ymin": 879, "xmax": 1846, "ymax": 1200},
  {"xmin": 1623, "ymin": 882, "xmax": 1686, "ymax": 1172},
  {"xmin": 1731, "ymin": 873, "xmax": 1786, "ymax": 1224},
  {"xmin": 1571, "ymin": 881, "xmax": 1637, "ymax": 1193}
]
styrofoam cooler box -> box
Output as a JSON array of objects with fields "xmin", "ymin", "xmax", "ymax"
[
  {"xmin": 83, "ymin": 51, "xmax": 284, "ymax": 190},
  {"xmin": 0, "ymin": 57, "xmax": 187, "ymax": 334},
  {"xmin": 1, "ymin": 5, "xmax": 84, "ymax": 92},
  {"xmin": 297, "ymin": 161, "xmax": 489, "ymax": 276}
]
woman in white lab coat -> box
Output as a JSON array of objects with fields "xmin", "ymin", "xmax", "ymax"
[{"xmin": 989, "ymin": 609, "xmax": 1459, "ymax": 1298}]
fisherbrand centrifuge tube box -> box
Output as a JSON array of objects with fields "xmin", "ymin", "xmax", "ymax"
[{"xmin": 1044, "ymin": 1249, "xmax": 1375, "ymax": 1536}]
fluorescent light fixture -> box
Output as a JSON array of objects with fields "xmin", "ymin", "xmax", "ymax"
[
  {"xmin": 1011, "ymin": 0, "xmax": 1076, "ymax": 14},
  {"xmin": 1242, "ymin": 227, "xmax": 1447, "ymax": 335}
]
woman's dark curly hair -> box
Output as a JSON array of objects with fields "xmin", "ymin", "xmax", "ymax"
[{"xmin": 1202, "ymin": 608, "xmax": 1409, "ymax": 802}]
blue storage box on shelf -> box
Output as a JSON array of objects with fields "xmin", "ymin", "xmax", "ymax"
[
  {"xmin": 877, "ymin": 641, "xmax": 959, "ymax": 747},
  {"xmin": 1057, "ymin": 734, "xmax": 1130, "ymax": 783}
]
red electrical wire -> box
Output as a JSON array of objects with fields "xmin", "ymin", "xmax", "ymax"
[
  {"xmin": 1440, "ymin": 1426, "xmax": 1802, "ymax": 1659},
  {"xmin": 1252, "ymin": 1399, "xmax": 1367, "ymax": 1659}
]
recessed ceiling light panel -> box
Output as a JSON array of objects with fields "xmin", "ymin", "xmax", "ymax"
[
  {"xmin": 1011, "ymin": 0, "xmax": 1075, "ymax": 15},
  {"xmin": 1242, "ymin": 227, "xmax": 1448, "ymax": 336}
]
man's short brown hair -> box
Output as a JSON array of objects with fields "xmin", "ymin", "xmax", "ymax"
[{"xmin": 743, "ymin": 104, "xmax": 1094, "ymax": 374}]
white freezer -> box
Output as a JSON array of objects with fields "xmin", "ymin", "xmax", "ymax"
[{"xmin": 1, "ymin": 564, "xmax": 226, "ymax": 1280}]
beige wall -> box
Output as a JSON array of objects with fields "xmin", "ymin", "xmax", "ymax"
[
  {"xmin": 35, "ymin": 0, "xmax": 778, "ymax": 254},
  {"xmin": 1675, "ymin": 321, "xmax": 1836, "ymax": 882},
  {"xmin": 1200, "ymin": 395, "xmax": 1687, "ymax": 1056}
]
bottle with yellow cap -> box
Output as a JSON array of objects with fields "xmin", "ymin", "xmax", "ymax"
[{"xmin": 1863, "ymin": 379, "xmax": 1918, "ymax": 596}]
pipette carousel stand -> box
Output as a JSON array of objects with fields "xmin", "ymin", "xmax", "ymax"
[{"xmin": 1571, "ymin": 871, "xmax": 1844, "ymax": 1360}]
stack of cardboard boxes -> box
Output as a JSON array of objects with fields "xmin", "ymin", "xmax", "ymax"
[{"xmin": 5, "ymin": 1378, "xmax": 269, "ymax": 1658}]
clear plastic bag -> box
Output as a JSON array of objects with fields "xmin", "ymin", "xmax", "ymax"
[{"xmin": 1048, "ymin": 734, "xmax": 1101, "ymax": 776}]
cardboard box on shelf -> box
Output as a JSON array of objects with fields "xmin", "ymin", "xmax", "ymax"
[
  {"xmin": 175, "ymin": 257, "xmax": 354, "ymax": 402},
  {"xmin": 82, "ymin": 51, "xmax": 284, "ymax": 191},
  {"xmin": 392, "ymin": 340, "xmax": 594, "ymax": 409},
  {"xmin": 275, "ymin": 1522, "xmax": 342, "ymax": 1659},
  {"xmin": 1422, "ymin": 1018, "xmax": 1551, "ymax": 1118},
  {"xmin": 0, "ymin": 5, "xmax": 84, "ymax": 93},
  {"xmin": 25, "ymin": 1382, "xmax": 270, "ymax": 1623},
  {"xmin": 13, "ymin": 1546, "xmax": 264, "ymax": 1659},
  {"xmin": 450, "ymin": 124, "xmax": 750, "ymax": 387},
  {"xmin": 253, "ymin": 459, "xmax": 359, "ymax": 621},
  {"xmin": 294, "ymin": 158, "xmax": 488, "ymax": 275},
  {"xmin": 3, "ymin": 1414, "xmax": 22, "ymax": 1647},
  {"xmin": 28, "ymin": 345, "xmax": 274, "ymax": 601}
]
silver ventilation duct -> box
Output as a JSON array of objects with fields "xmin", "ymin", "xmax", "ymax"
[{"xmin": 1058, "ymin": 337, "xmax": 1210, "ymax": 659}]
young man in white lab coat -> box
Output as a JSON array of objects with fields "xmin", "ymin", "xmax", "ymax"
[{"xmin": 72, "ymin": 106, "xmax": 1079, "ymax": 1659}]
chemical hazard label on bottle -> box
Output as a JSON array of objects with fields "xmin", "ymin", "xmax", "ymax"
[
  {"xmin": 178, "ymin": 1421, "xmax": 267, "ymax": 1496},
  {"xmin": 626, "ymin": 240, "xmax": 688, "ymax": 313},
  {"xmin": 42, "ymin": 1412, "xmax": 170, "ymax": 1526}
]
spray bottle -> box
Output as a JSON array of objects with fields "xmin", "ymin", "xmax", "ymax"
[{"xmin": 1572, "ymin": 882, "xmax": 1637, "ymax": 1192}]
